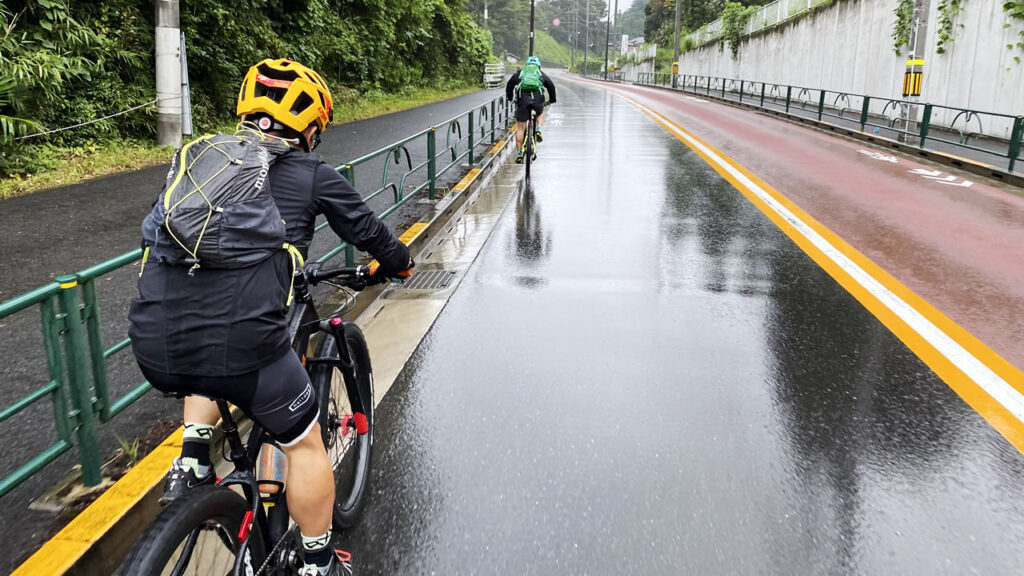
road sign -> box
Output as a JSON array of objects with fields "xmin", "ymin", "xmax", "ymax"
[{"xmin": 553, "ymin": 17, "xmax": 561, "ymax": 27}]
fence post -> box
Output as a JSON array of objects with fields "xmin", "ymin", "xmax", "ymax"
[
  {"xmin": 40, "ymin": 297, "xmax": 73, "ymax": 446},
  {"xmin": 469, "ymin": 111, "xmax": 475, "ymax": 166},
  {"xmin": 427, "ymin": 128, "xmax": 437, "ymax": 201},
  {"xmin": 490, "ymin": 100, "xmax": 496, "ymax": 144},
  {"xmin": 1008, "ymin": 116, "xmax": 1023, "ymax": 173},
  {"xmin": 860, "ymin": 96, "xmax": 871, "ymax": 131},
  {"xmin": 785, "ymin": 86, "xmax": 792, "ymax": 113},
  {"xmin": 817, "ymin": 90, "xmax": 826, "ymax": 121},
  {"xmin": 707, "ymin": 76, "xmax": 711, "ymax": 95},
  {"xmin": 919, "ymin": 104, "xmax": 933, "ymax": 148},
  {"xmin": 721, "ymin": 77, "xmax": 726, "ymax": 99},
  {"xmin": 56, "ymin": 276, "xmax": 102, "ymax": 487},
  {"xmin": 760, "ymin": 82, "xmax": 766, "ymax": 106},
  {"xmin": 739, "ymin": 80, "xmax": 744, "ymax": 103},
  {"xmin": 79, "ymin": 280, "xmax": 110, "ymax": 421},
  {"xmin": 340, "ymin": 164, "xmax": 354, "ymax": 185}
]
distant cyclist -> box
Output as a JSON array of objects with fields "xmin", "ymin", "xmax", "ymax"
[
  {"xmin": 505, "ymin": 56, "xmax": 556, "ymax": 164},
  {"xmin": 128, "ymin": 58, "xmax": 413, "ymax": 576}
]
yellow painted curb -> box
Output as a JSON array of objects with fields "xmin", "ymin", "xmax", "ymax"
[
  {"xmin": 12, "ymin": 428, "xmax": 183, "ymax": 576},
  {"xmin": 488, "ymin": 140, "xmax": 507, "ymax": 155},
  {"xmin": 452, "ymin": 169, "xmax": 482, "ymax": 194}
]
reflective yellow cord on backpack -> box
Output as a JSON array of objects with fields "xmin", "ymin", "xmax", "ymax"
[{"xmin": 284, "ymin": 243, "xmax": 305, "ymax": 306}]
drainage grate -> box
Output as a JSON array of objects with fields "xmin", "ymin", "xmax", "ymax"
[{"xmin": 402, "ymin": 269, "xmax": 457, "ymax": 291}]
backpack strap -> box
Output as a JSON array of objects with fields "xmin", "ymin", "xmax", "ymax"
[{"xmin": 284, "ymin": 243, "xmax": 305, "ymax": 306}]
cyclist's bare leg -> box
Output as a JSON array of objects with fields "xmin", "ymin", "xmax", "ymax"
[
  {"xmin": 515, "ymin": 120, "xmax": 527, "ymax": 151},
  {"xmin": 536, "ymin": 112, "xmax": 545, "ymax": 129},
  {"xmin": 184, "ymin": 396, "xmax": 333, "ymax": 535},
  {"xmin": 280, "ymin": 421, "xmax": 334, "ymax": 536},
  {"xmin": 183, "ymin": 395, "xmax": 220, "ymax": 425}
]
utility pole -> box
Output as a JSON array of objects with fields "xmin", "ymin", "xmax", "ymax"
[
  {"xmin": 603, "ymin": 0, "xmax": 612, "ymax": 80},
  {"xmin": 673, "ymin": 0, "xmax": 681, "ymax": 88},
  {"xmin": 584, "ymin": 0, "xmax": 590, "ymax": 75},
  {"xmin": 529, "ymin": 0, "xmax": 536, "ymax": 56},
  {"xmin": 571, "ymin": 0, "xmax": 578, "ymax": 71},
  {"xmin": 155, "ymin": 0, "xmax": 182, "ymax": 148}
]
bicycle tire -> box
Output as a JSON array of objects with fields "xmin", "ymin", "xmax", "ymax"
[
  {"xmin": 117, "ymin": 486, "xmax": 266, "ymax": 576},
  {"xmin": 525, "ymin": 117, "xmax": 534, "ymax": 181},
  {"xmin": 312, "ymin": 322, "xmax": 374, "ymax": 530}
]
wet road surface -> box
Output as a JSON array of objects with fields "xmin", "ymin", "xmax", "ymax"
[
  {"xmin": 344, "ymin": 76, "xmax": 1024, "ymax": 574},
  {"xmin": 0, "ymin": 88, "xmax": 502, "ymax": 571}
]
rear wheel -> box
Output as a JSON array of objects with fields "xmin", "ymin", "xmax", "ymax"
[
  {"xmin": 525, "ymin": 118, "xmax": 535, "ymax": 180},
  {"xmin": 312, "ymin": 322, "xmax": 374, "ymax": 530},
  {"xmin": 118, "ymin": 486, "xmax": 265, "ymax": 576}
]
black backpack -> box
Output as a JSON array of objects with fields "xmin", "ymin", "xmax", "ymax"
[{"xmin": 148, "ymin": 130, "xmax": 293, "ymax": 273}]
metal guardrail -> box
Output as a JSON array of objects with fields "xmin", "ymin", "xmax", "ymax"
[
  {"xmin": 0, "ymin": 94, "xmax": 513, "ymax": 499},
  {"xmin": 635, "ymin": 73, "xmax": 1024, "ymax": 173},
  {"xmin": 686, "ymin": 0, "xmax": 833, "ymax": 46}
]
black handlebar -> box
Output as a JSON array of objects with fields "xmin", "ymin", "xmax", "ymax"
[{"xmin": 306, "ymin": 265, "xmax": 371, "ymax": 286}]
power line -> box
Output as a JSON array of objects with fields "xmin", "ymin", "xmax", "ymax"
[{"xmin": 14, "ymin": 97, "xmax": 168, "ymax": 141}]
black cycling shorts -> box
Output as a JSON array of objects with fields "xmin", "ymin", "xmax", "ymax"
[
  {"xmin": 516, "ymin": 90, "xmax": 546, "ymax": 123},
  {"xmin": 141, "ymin": 351, "xmax": 319, "ymax": 446}
]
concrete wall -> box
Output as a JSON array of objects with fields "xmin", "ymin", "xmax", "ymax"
[{"xmin": 676, "ymin": 0, "xmax": 1024, "ymax": 138}]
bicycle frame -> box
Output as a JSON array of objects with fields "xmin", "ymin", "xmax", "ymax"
[{"xmin": 209, "ymin": 269, "xmax": 368, "ymax": 575}]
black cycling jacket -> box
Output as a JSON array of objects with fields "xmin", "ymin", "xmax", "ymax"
[
  {"xmin": 128, "ymin": 148, "xmax": 410, "ymax": 377},
  {"xmin": 505, "ymin": 69, "xmax": 557, "ymax": 104}
]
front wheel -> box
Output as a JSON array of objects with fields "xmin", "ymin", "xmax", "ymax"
[
  {"xmin": 312, "ymin": 322, "xmax": 374, "ymax": 530},
  {"xmin": 118, "ymin": 486, "xmax": 265, "ymax": 576}
]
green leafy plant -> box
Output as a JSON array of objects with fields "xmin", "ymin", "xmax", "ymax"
[
  {"xmin": 721, "ymin": 2, "xmax": 757, "ymax": 60},
  {"xmin": 1006, "ymin": 1, "xmax": 1024, "ymax": 62},
  {"xmin": 936, "ymin": 0, "xmax": 966, "ymax": 54},
  {"xmin": 0, "ymin": 74, "xmax": 42, "ymax": 144},
  {"xmin": 892, "ymin": 0, "xmax": 915, "ymax": 55},
  {"xmin": 117, "ymin": 436, "xmax": 142, "ymax": 467}
]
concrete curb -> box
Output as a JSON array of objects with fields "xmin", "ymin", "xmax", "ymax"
[{"xmin": 11, "ymin": 133, "xmax": 514, "ymax": 576}]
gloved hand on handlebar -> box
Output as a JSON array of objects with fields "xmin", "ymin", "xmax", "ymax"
[{"xmin": 367, "ymin": 257, "xmax": 415, "ymax": 281}]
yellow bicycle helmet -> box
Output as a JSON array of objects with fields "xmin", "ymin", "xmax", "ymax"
[{"xmin": 236, "ymin": 58, "xmax": 334, "ymax": 134}]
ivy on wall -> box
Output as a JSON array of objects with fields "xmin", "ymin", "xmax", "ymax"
[
  {"xmin": 721, "ymin": 2, "xmax": 757, "ymax": 60},
  {"xmin": 892, "ymin": 0, "xmax": 915, "ymax": 55},
  {"xmin": 936, "ymin": 0, "xmax": 966, "ymax": 54},
  {"xmin": 1006, "ymin": 1, "xmax": 1024, "ymax": 63}
]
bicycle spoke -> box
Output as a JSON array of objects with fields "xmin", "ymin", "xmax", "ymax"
[{"xmin": 162, "ymin": 524, "xmax": 235, "ymax": 576}]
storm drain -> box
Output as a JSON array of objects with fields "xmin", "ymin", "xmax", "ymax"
[{"xmin": 402, "ymin": 269, "xmax": 457, "ymax": 291}]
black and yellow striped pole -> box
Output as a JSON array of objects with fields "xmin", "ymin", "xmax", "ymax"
[{"xmin": 903, "ymin": 58, "xmax": 924, "ymax": 97}]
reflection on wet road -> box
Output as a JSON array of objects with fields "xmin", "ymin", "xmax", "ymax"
[{"xmin": 346, "ymin": 78, "xmax": 1024, "ymax": 574}]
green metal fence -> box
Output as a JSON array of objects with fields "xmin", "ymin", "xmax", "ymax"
[
  {"xmin": 0, "ymin": 94, "xmax": 512, "ymax": 499},
  {"xmin": 635, "ymin": 72, "xmax": 1024, "ymax": 174}
]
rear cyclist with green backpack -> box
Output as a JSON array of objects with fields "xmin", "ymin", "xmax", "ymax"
[{"xmin": 505, "ymin": 56, "xmax": 557, "ymax": 164}]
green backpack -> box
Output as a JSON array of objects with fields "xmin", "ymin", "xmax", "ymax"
[{"xmin": 518, "ymin": 63, "xmax": 543, "ymax": 92}]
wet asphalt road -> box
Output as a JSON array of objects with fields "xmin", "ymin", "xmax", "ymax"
[
  {"xmin": 344, "ymin": 78, "xmax": 1024, "ymax": 574},
  {"xmin": 0, "ymin": 88, "xmax": 502, "ymax": 572}
]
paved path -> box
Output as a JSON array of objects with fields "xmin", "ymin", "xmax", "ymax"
[{"xmin": 340, "ymin": 74, "xmax": 1024, "ymax": 575}]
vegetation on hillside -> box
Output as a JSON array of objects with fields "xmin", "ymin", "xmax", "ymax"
[{"xmin": 0, "ymin": 0, "xmax": 491, "ymax": 178}]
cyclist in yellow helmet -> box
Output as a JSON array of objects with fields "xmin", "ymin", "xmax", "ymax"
[{"xmin": 130, "ymin": 58, "xmax": 413, "ymax": 576}]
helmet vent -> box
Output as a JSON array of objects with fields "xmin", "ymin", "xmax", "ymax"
[{"xmin": 290, "ymin": 93, "xmax": 314, "ymax": 116}]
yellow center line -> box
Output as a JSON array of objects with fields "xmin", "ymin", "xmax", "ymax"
[{"xmin": 608, "ymin": 88, "xmax": 1024, "ymax": 452}]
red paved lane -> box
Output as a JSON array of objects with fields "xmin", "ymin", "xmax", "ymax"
[{"xmin": 579, "ymin": 78, "xmax": 1024, "ymax": 373}]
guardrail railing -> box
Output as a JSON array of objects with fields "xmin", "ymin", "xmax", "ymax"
[
  {"xmin": 634, "ymin": 72, "xmax": 1024, "ymax": 174},
  {"xmin": 0, "ymin": 94, "xmax": 513, "ymax": 499}
]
